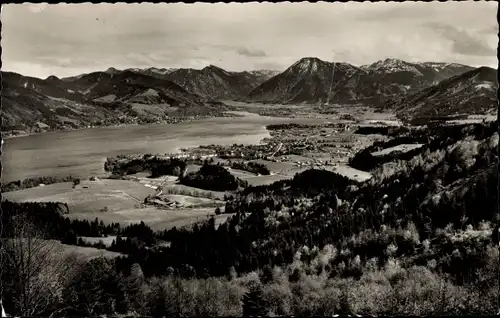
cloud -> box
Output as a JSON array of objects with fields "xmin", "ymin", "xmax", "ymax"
[
  {"xmin": 481, "ymin": 24, "xmax": 499, "ymax": 35},
  {"xmin": 236, "ymin": 47, "xmax": 267, "ymax": 57},
  {"xmin": 425, "ymin": 23, "xmax": 497, "ymax": 57},
  {"xmin": 2, "ymin": 2, "xmax": 497, "ymax": 78}
]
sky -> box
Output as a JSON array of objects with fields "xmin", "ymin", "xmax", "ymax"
[{"xmin": 2, "ymin": 1, "xmax": 498, "ymax": 79}]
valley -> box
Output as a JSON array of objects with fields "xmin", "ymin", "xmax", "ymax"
[
  {"xmin": 2, "ymin": 27, "xmax": 498, "ymax": 318},
  {"xmin": 3, "ymin": 106, "xmax": 388, "ymax": 229},
  {"xmin": 2, "ymin": 57, "xmax": 497, "ymax": 139}
]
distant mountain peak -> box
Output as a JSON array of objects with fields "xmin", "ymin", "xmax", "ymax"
[
  {"xmin": 372, "ymin": 58, "xmax": 408, "ymax": 67},
  {"xmin": 201, "ymin": 64, "xmax": 232, "ymax": 77},
  {"xmin": 202, "ymin": 64, "xmax": 223, "ymax": 71},
  {"xmin": 249, "ymin": 69, "xmax": 281, "ymax": 77},
  {"xmin": 46, "ymin": 75, "xmax": 60, "ymax": 81},
  {"xmin": 287, "ymin": 57, "xmax": 330, "ymax": 75},
  {"xmin": 146, "ymin": 67, "xmax": 171, "ymax": 75},
  {"xmin": 298, "ymin": 57, "xmax": 324, "ymax": 62},
  {"xmin": 292, "ymin": 57, "xmax": 326, "ymax": 66},
  {"xmin": 366, "ymin": 58, "xmax": 423, "ymax": 75},
  {"xmin": 105, "ymin": 67, "xmax": 120, "ymax": 74},
  {"xmin": 383, "ymin": 57, "xmax": 405, "ymax": 63}
]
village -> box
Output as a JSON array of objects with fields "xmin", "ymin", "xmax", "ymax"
[{"xmin": 157, "ymin": 120, "xmax": 388, "ymax": 177}]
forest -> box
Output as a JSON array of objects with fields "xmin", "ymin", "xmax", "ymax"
[
  {"xmin": 104, "ymin": 155, "xmax": 187, "ymax": 177},
  {"xmin": 1, "ymin": 175, "xmax": 81, "ymax": 192},
  {"xmin": 179, "ymin": 162, "xmax": 248, "ymax": 191},
  {"xmin": 1, "ymin": 121, "xmax": 498, "ymax": 317},
  {"xmin": 229, "ymin": 161, "xmax": 271, "ymax": 175}
]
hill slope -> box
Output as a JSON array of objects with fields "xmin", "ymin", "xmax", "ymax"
[
  {"xmin": 390, "ymin": 67, "xmax": 498, "ymax": 121},
  {"xmin": 361, "ymin": 58, "xmax": 475, "ymax": 93},
  {"xmin": 125, "ymin": 66, "xmax": 278, "ymax": 100},
  {"xmin": 2, "ymin": 71, "xmax": 113, "ymax": 132},
  {"xmin": 2, "ymin": 70, "xmax": 229, "ymax": 135},
  {"xmin": 246, "ymin": 58, "xmax": 476, "ymax": 105},
  {"xmin": 164, "ymin": 65, "xmax": 261, "ymax": 100},
  {"xmin": 246, "ymin": 57, "xmax": 408, "ymax": 105}
]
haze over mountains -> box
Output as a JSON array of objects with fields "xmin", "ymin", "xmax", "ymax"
[{"xmin": 2, "ymin": 57, "xmax": 497, "ymax": 134}]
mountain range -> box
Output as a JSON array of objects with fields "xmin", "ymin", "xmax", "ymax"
[
  {"xmin": 390, "ymin": 66, "xmax": 498, "ymax": 120},
  {"xmin": 246, "ymin": 57, "xmax": 477, "ymax": 105},
  {"xmin": 1, "ymin": 57, "xmax": 496, "ymax": 134},
  {"xmin": 123, "ymin": 66, "xmax": 279, "ymax": 100},
  {"xmin": 2, "ymin": 69, "xmax": 229, "ymax": 134}
]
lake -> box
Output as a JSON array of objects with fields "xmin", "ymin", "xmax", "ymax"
[{"xmin": 2, "ymin": 112, "xmax": 326, "ymax": 182}]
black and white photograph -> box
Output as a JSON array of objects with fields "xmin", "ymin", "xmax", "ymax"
[{"xmin": 1, "ymin": 1, "xmax": 499, "ymax": 317}]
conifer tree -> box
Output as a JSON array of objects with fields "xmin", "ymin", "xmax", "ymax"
[{"xmin": 242, "ymin": 283, "xmax": 267, "ymax": 317}]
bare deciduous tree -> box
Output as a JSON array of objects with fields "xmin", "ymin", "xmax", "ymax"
[{"xmin": 1, "ymin": 213, "xmax": 76, "ymax": 317}]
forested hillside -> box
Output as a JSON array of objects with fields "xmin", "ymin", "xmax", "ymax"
[{"xmin": 1, "ymin": 121, "xmax": 498, "ymax": 317}]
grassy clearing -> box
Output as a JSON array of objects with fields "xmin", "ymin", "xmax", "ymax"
[
  {"xmin": 249, "ymin": 159, "xmax": 298, "ymax": 174},
  {"xmin": 3, "ymin": 179, "xmax": 156, "ymax": 214},
  {"xmin": 2, "ymin": 177, "xmax": 228, "ymax": 231},
  {"xmin": 47, "ymin": 239, "xmax": 122, "ymax": 261},
  {"xmin": 324, "ymin": 165, "xmax": 372, "ymax": 182},
  {"xmin": 161, "ymin": 183, "xmax": 227, "ymax": 200},
  {"xmin": 186, "ymin": 164, "xmax": 203, "ymax": 173},
  {"xmin": 228, "ymin": 168, "xmax": 258, "ymax": 179},
  {"xmin": 245, "ymin": 175, "xmax": 291, "ymax": 187},
  {"xmin": 159, "ymin": 194, "xmax": 222, "ymax": 207},
  {"xmin": 67, "ymin": 207, "xmax": 223, "ymax": 231},
  {"xmin": 371, "ymin": 144, "xmax": 425, "ymax": 157}
]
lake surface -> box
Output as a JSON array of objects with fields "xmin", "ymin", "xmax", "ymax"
[{"xmin": 3, "ymin": 112, "xmax": 327, "ymax": 182}]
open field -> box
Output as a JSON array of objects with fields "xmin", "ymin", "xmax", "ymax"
[
  {"xmin": 226, "ymin": 167, "xmax": 258, "ymax": 179},
  {"xmin": 249, "ymin": 158, "xmax": 299, "ymax": 173},
  {"xmin": 371, "ymin": 143, "xmax": 425, "ymax": 156},
  {"xmin": 4, "ymin": 177, "xmax": 229, "ymax": 230},
  {"xmin": 186, "ymin": 164, "xmax": 203, "ymax": 173},
  {"xmin": 158, "ymin": 180, "xmax": 227, "ymax": 200},
  {"xmin": 3, "ymin": 179, "xmax": 156, "ymax": 214},
  {"xmin": 67, "ymin": 207, "xmax": 233, "ymax": 231},
  {"xmin": 158, "ymin": 194, "xmax": 223, "ymax": 207},
  {"xmin": 3, "ymin": 109, "xmax": 399, "ymax": 235},
  {"xmin": 224, "ymin": 101, "xmax": 309, "ymax": 110},
  {"xmin": 48, "ymin": 239, "xmax": 122, "ymax": 261},
  {"xmin": 325, "ymin": 165, "xmax": 373, "ymax": 182},
  {"xmin": 244, "ymin": 174, "xmax": 291, "ymax": 186}
]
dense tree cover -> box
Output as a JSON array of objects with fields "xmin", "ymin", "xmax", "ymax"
[
  {"xmin": 180, "ymin": 162, "xmax": 248, "ymax": 191},
  {"xmin": 115, "ymin": 122, "xmax": 499, "ymax": 282},
  {"xmin": 11, "ymin": 119, "xmax": 495, "ymax": 282},
  {"xmin": 242, "ymin": 283, "xmax": 268, "ymax": 317},
  {"xmin": 62, "ymin": 257, "xmax": 129, "ymax": 316},
  {"xmin": 354, "ymin": 125, "xmax": 410, "ymax": 136},
  {"xmin": 349, "ymin": 121, "xmax": 497, "ymax": 171},
  {"xmin": 0, "ymin": 201, "xmax": 160, "ymax": 252},
  {"xmin": 409, "ymin": 114, "xmax": 469, "ymax": 126},
  {"xmin": 230, "ymin": 161, "xmax": 271, "ymax": 175},
  {"xmin": 2, "ymin": 175, "xmax": 81, "ymax": 192},
  {"xmin": 2, "ymin": 121, "xmax": 498, "ymax": 317},
  {"xmin": 104, "ymin": 155, "xmax": 187, "ymax": 177}
]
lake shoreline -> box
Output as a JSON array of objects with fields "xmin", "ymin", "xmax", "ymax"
[
  {"xmin": 2, "ymin": 112, "xmax": 278, "ymax": 183},
  {"xmin": 1, "ymin": 112, "xmax": 246, "ymax": 141}
]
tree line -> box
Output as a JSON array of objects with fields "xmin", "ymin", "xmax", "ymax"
[{"xmin": 2, "ymin": 121, "xmax": 498, "ymax": 316}]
